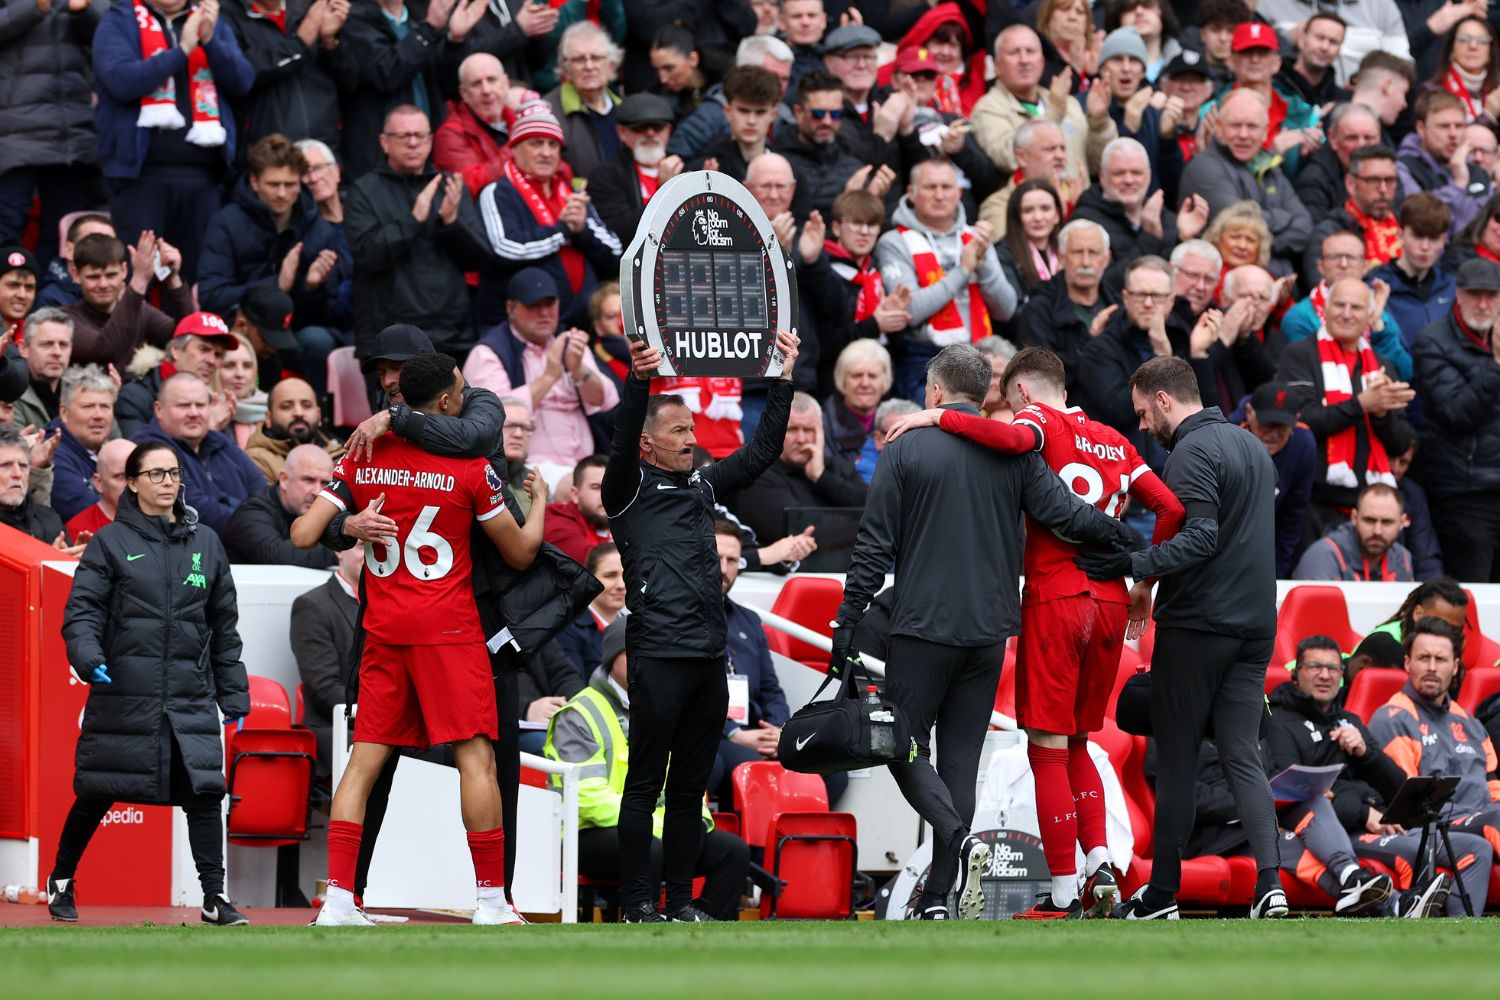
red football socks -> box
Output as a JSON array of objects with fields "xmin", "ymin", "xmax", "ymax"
[
  {"xmin": 1068, "ymin": 737, "xmax": 1108, "ymax": 859},
  {"xmin": 327, "ymin": 820, "xmax": 363, "ymax": 893},
  {"xmin": 1028, "ymin": 742, "xmax": 1077, "ymax": 878},
  {"xmin": 466, "ymin": 827, "xmax": 506, "ymax": 891}
]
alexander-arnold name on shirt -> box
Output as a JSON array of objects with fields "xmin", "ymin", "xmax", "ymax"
[{"xmin": 353, "ymin": 466, "xmax": 457, "ymax": 491}]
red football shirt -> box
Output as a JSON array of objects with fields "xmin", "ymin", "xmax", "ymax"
[
  {"xmin": 321, "ymin": 436, "xmax": 507, "ymax": 645},
  {"xmin": 940, "ymin": 404, "xmax": 1185, "ymax": 606}
]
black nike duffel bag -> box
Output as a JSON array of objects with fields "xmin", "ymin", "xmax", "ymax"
[{"xmin": 778, "ymin": 663, "xmax": 916, "ymax": 774}]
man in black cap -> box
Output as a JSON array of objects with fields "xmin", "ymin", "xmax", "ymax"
[
  {"xmin": 228, "ymin": 285, "xmax": 300, "ymax": 394},
  {"xmin": 592, "ymin": 93, "xmax": 684, "ymax": 244},
  {"xmin": 1231, "ymin": 381, "xmax": 1317, "ymax": 578},
  {"xmin": 1159, "ymin": 51, "xmax": 1216, "ymax": 165},
  {"xmin": 1412, "ymin": 256, "xmax": 1500, "ymax": 582},
  {"xmin": 463, "ymin": 267, "xmax": 617, "ymax": 486},
  {"xmin": 821, "ymin": 23, "xmax": 907, "ymax": 169},
  {"xmin": 0, "ymin": 246, "xmax": 39, "ymax": 341},
  {"xmin": 330, "ymin": 320, "xmax": 600, "ymax": 914}
]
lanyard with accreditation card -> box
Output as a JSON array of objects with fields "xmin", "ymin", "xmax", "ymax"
[{"xmin": 726, "ymin": 655, "xmax": 750, "ymax": 726}]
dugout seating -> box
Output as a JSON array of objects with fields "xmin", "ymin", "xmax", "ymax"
[
  {"xmin": 1342, "ymin": 668, "xmax": 1408, "ymax": 723},
  {"xmin": 765, "ymin": 576, "xmax": 844, "ymax": 668},
  {"xmin": 1271, "ymin": 586, "xmax": 1362, "ymax": 673},
  {"xmin": 223, "ymin": 677, "xmax": 317, "ymax": 905},
  {"xmin": 1462, "ymin": 590, "xmax": 1500, "ymax": 671},
  {"xmin": 732, "ymin": 761, "xmax": 857, "ymax": 919},
  {"xmin": 1458, "ymin": 667, "xmax": 1500, "ymax": 714}
]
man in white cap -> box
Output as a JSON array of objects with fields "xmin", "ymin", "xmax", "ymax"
[{"xmin": 474, "ymin": 101, "xmax": 622, "ymax": 332}]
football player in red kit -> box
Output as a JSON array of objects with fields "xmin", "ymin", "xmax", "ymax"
[
  {"xmin": 888, "ymin": 347, "xmax": 1184, "ymax": 918},
  {"xmin": 291, "ymin": 353, "xmax": 548, "ymax": 926}
]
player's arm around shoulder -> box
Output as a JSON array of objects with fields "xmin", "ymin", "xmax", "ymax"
[{"xmin": 291, "ymin": 492, "xmax": 344, "ymax": 549}]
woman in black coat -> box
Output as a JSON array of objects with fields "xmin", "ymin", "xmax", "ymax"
[{"xmin": 48, "ymin": 442, "xmax": 250, "ymax": 925}]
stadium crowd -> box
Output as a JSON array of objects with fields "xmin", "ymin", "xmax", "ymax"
[{"xmin": 6, "ymin": 0, "xmax": 1500, "ymax": 921}]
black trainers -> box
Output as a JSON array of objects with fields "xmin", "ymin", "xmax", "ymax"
[
  {"xmin": 665, "ymin": 901, "xmax": 715, "ymax": 922},
  {"xmin": 914, "ymin": 903, "xmax": 950, "ymax": 920},
  {"xmin": 1082, "ymin": 862, "xmax": 1121, "ymax": 918},
  {"xmin": 201, "ymin": 894, "xmax": 250, "ymax": 926},
  {"xmin": 953, "ymin": 834, "xmax": 991, "ymax": 920},
  {"xmin": 1249, "ymin": 886, "xmax": 1289, "ymax": 919},
  {"xmin": 47, "ymin": 875, "xmax": 77, "ymax": 923},
  {"xmin": 622, "ymin": 901, "xmax": 667, "ymax": 923},
  {"xmin": 1395, "ymin": 873, "xmax": 1451, "ymax": 918},
  {"xmin": 1114, "ymin": 886, "xmax": 1179, "ymax": 920},
  {"xmin": 1334, "ymin": 869, "xmax": 1392, "ymax": 916}
]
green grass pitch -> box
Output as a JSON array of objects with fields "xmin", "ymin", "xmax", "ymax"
[{"xmin": 5, "ymin": 920, "xmax": 1498, "ymax": 999}]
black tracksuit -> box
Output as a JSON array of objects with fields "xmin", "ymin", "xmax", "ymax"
[
  {"xmin": 1124, "ymin": 407, "xmax": 1281, "ymax": 899},
  {"xmin": 602, "ymin": 373, "xmax": 793, "ymax": 912},
  {"xmin": 837, "ymin": 401, "xmax": 1134, "ymax": 903}
]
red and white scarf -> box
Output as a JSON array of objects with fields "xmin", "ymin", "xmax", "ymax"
[
  {"xmin": 504, "ymin": 158, "xmax": 585, "ymax": 292},
  {"xmin": 897, "ymin": 225, "xmax": 993, "ymax": 345},
  {"xmin": 1444, "ymin": 66, "xmax": 1485, "ymax": 122},
  {"xmin": 825, "ymin": 240, "xmax": 883, "ymax": 321},
  {"xmin": 134, "ymin": 0, "xmax": 225, "ymax": 147},
  {"xmin": 1309, "ymin": 281, "xmax": 1328, "ymax": 321},
  {"xmin": 1315, "ymin": 327, "xmax": 1396, "ymax": 489}
]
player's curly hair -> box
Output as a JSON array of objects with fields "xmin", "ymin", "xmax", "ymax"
[{"xmin": 399, "ymin": 352, "xmax": 460, "ymax": 410}]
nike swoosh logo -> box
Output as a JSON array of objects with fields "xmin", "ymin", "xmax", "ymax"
[
  {"xmin": 795, "ymin": 733, "xmax": 815, "ymax": 751},
  {"xmin": 203, "ymin": 906, "xmax": 218, "ymax": 920},
  {"xmin": 656, "ymin": 483, "xmax": 677, "ymax": 490},
  {"xmin": 126, "ymin": 554, "xmax": 145, "ymax": 561}
]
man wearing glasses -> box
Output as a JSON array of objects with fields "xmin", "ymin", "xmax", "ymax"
[
  {"xmin": 1302, "ymin": 145, "xmax": 1403, "ymax": 285},
  {"xmin": 1282, "ymin": 229, "xmax": 1411, "ymax": 382},
  {"xmin": 1078, "ymin": 255, "xmax": 1220, "ymax": 468},
  {"xmin": 344, "ymin": 104, "xmax": 492, "ymax": 359},
  {"xmin": 544, "ymin": 21, "xmax": 623, "ymax": 183},
  {"xmin": 592, "ymin": 93, "xmax": 685, "ymax": 247}
]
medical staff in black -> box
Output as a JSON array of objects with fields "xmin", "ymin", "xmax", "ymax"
[
  {"xmin": 1076, "ymin": 356, "xmax": 1284, "ymax": 920},
  {"xmin": 834, "ymin": 345, "xmax": 1140, "ymax": 921},
  {"xmin": 602, "ymin": 329, "xmax": 801, "ymax": 923},
  {"xmin": 50, "ymin": 441, "xmax": 250, "ymax": 925}
]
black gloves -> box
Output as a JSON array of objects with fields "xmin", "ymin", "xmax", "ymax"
[
  {"xmin": 829, "ymin": 622, "xmax": 857, "ymax": 677},
  {"xmin": 1112, "ymin": 521, "xmax": 1148, "ymax": 554},
  {"xmin": 1075, "ymin": 548, "xmax": 1134, "ymax": 581}
]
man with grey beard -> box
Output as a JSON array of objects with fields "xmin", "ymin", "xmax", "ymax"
[
  {"xmin": 1015, "ymin": 218, "xmax": 1115, "ymax": 402},
  {"xmin": 592, "ymin": 93, "xmax": 686, "ymax": 243}
]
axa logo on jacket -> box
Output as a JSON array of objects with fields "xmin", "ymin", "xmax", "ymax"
[{"xmin": 182, "ymin": 551, "xmax": 206, "ymax": 589}]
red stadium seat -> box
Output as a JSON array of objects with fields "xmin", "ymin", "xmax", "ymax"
[
  {"xmin": 768, "ymin": 577, "xmax": 846, "ymax": 666},
  {"xmin": 1461, "ymin": 590, "xmax": 1500, "ymax": 671},
  {"xmin": 226, "ymin": 729, "xmax": 316, "ymax": 848},
  {"xmin": 761, "ymin": 812, "xmax": 857, "ymax": 919},
  {"xmin": 1458, "ymin": 667, "xmax": 1500, "ymax": 714},
  {"xmin": 1264, "ymin": 660, "xmax": 1294, "ymax": 696},
  {"xmin": 1271, "ymin": 586, "xmax": 1361, "ymax": 671},
  {"xmin": 1343, "ymin": 668, "xmax": 1408, "ymax": 723},
  {"xmin": 328, "ymin": 346, "xmax": 374, "ymax": 428},
  {"xmin": 293, "ymin": 683, "xmax": 307, "ymax": 726},
  {"xmin": 731, "ymin": 761, "xmax": 856, "ymax": 918},
  {"xmin": 246, "ymin": 675, "xmax": 294, "ymax": 729},
  {"xmin": 712, "ymin": 812, "xmax": 741, "ymax": 839}
]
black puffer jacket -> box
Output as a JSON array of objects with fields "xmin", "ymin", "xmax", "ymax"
[
  {"xmin": 0, "ymin": 0, "xmax": 102, "ymax": 175},
  {"xmin": 1411, "ymin": 307, "xmax": 1500, "ymax": 502},
  {"xmin": 61, "ymin": 492, "xmax": 248, "ymax": 803}
]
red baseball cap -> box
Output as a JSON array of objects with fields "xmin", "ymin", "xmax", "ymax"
[
  {"xmin": 173, "ymin": 311, "xmax": 239, "ymax": 350},
  {"xmin": 895, "ymin": 47, "xmax": 940, "ymax": 75},
  {"xmin": 1231, "ymin": 22, "xmax": 1278, "ymax": 53}
]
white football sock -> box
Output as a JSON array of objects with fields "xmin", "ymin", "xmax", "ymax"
[
  {"xmin": 1051, "ymin": 875, "xmax": 1079, "ymax": 906},
  {"xmin": 477, "ymin": 886, "xmax": 509, "ymax": 905},
  {"xmin": 1084, "ymin": 846, "xmax": 1112, "ymax": 876},
  {"xmin": 1339, "ymin": 864, "xmax": 1361, "ymax": 885}
]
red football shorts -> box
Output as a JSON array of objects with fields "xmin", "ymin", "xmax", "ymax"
[
  {"xmin": 355, "ymin": 640, "xmax": 497, "ymax": 748},
  {"xmin": 1015, "ymin": 595, "xmax": 1129, "ymax": 735}
]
